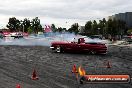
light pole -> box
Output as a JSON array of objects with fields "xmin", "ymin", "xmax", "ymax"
[
  {"xmin": 98, "ymin": 28, "xmax": 100, "ymax": 35},
  {"xmin": 20, "ymin": 20, "xmax": 24, "ymax": 33},
  {"xmin": 23, "ymin": 25, "xmax": 24, "ymax": 33}
]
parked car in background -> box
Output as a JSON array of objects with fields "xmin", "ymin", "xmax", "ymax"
[
  {"xmin": 10, "ymin": 32, "xmax": 23, "ymax": 38},
  {"xmin": 89, "ymin": 35, "xmax": 102, "ymax": 39},
  {"xmin": 123, "ymin": 35, "xmax": 132, "ymax": 42},
  {"xmin": 3, "ymin": 32, "xmax": 11, "ymax": 37},
  {"xmin": 0, "ymin": 31, "xmax": 4, "ymax": 39}
]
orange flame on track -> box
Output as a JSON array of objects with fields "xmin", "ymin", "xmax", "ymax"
[{"xmin": 78, "ymin": 66, "xmax": 86, "ymax": 76}]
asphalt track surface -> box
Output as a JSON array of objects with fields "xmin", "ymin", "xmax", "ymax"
[{"xmin": 0, "ymin": 45, "xmax": 132, "ymax": 88}]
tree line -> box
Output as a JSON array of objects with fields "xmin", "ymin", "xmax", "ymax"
[
  {"xmin": 6, "ymin": 17, "xmax": 43, "ymax": 34},
  {"xmin": 67, "ymin": 18, "xmax": 131, "ymax": 37},
  {"xmin": 6, "ymin": 17, "xmax": 132, "ymax": 37},
  {"xmin": 6, "ymin": 17, "xmax": 67, "ymax": 34}
]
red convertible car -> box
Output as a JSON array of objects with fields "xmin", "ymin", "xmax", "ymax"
[{"xmin": 50, "ymin": 38, "xmax": 107, "ymax": 54}]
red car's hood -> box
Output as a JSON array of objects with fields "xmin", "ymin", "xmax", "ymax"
[{"xmin": 51, "ymin": 41, "xmax": 69, "ymax": 45}]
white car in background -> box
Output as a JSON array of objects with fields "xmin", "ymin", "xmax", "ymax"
[{"xmin": 10, "ymin": 32, "xmax": 23, "ymax": 38}]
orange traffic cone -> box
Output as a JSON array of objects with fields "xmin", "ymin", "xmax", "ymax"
[
  {"xmin": 31, "ymin": 69, "xmax": 39, "ymax": 80},
  {"xmin": 106, "ymin": 61, "xmax": 112, "ymax": 68},
  {"xmin": 16, "ymin": 84, "xmax": 21, "ymax": 88},
  {"xmin": 71, "ymin": 64, "xmax": 78, "ymax": 73}
]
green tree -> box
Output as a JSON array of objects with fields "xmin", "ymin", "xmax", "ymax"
[
  {"xmin": 85, "ymin": 21, "xmax": 92, "ymax": 34},
  {"xmin": 98, "ymin": 18, "xmax": 107, "ymax": 35},
  {"xmin": 92, "ymin": 20, "xmax": 98, "ymax": 35},
  {"xmin": 105, "ymin": 18, "xmax": 126, "ymax": 37},
  {"xmin": 51, "ymin": 24, "xmax": 57, "ymax": 32},
  {"xmin": 27, "ymin": 26, "xmax": 33, "ymax": 34},
  {"xmin": 68, "ymin": 23, "xmax": 79, "ymax": 34},
  {"xmin": 22, "ymin": 18, "xmax": 31, "ymax": 32},
  {"xmin": 38, "ymin": 24, "xmax": 43, "ymax": 32},
  {"xmin": 6, "ymin": 17, "xmax": 20, "ymax": 32},
  {"xmin": 98, "ymin": 20, "xmax": 103, "ymax": 34},
  {"xmin": 57, "ymin": 27, "xmax": 63, "ymax": 32},
  {"xmin": 117, "ymin": 20, "xmax": 127, "ymax": 35},
  {"xmin": 106, "ymin": 18, "xmax": 113, "ymax": 35},
  {"xmin": 102, "ymin": 18, "xmax": 107, "ymax": 35},
  {"xmin": 111, "ymin": 19, "xmax": 118, "ymax": 35},
  {"xmin": 31, "ymin": 17, "xmax": 41, "ymax": 34},
  {"xmin": 62, "ymin": 28, "xmax": 66, "ymax": 32},
  {"xmin": 127, "ymin": 29, "xmax": 132, "ymax": 34}
]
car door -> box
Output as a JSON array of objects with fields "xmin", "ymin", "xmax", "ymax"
[
  {"xmin": 77, "ymin": 43, "xmax": 86, "ymax": 52},
  {"xmin": 65, "ymin": 43, "xmax": 79, "ymax": 51}
]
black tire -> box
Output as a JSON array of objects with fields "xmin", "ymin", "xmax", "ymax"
[
  {"xmin": 80, "ymin": 79, "xmax": 84, "ymax": 84},
  {"xmin": 80, "ymin": 76, "xmax": 86, "ymax": 84},
  {"xmin": 100, "ymin": 52, "xmax": 107, "ymax": 55},
  {"xmin": 55, "ymin": 46, "xmax": 62, "ymax": 53},
  {"xmin": 90, "ymin": 50, "xmax": 96, "ymax": 55}
]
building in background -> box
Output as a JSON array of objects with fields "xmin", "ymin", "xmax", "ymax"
[{"xmin": 108, "ymin": 12, "xmax": 132, "ymax": 29}]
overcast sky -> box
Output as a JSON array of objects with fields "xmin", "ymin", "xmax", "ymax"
[{"xmin": 0, "ymin": 0, "xmax": 132, "ymax": 29}]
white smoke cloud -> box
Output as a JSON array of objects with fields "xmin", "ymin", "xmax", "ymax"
[
  {"xmin": 0, "ymin": 32, "xmax": 110, "ymax": 46},
  {"xmin": 0, "ymin": 33, "xmax": 77, "ymax": 46}
]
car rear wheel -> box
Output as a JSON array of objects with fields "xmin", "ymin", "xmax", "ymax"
[
  {"xmin": 90, "ymin": 50, "xmax": 96, "ymax": 54},
  {"xmin": 55, "ymin": 46, "xmax": 62, "ymax": 53}
]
